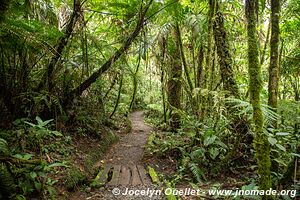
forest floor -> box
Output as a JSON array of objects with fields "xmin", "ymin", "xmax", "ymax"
[{"xmin": 68, "ymin": 111, "xmax": 163, "ymax": 200}]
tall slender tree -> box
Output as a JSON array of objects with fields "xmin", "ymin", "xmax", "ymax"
[
  {"xmin": 245, "ymin": 0, "xmax": 272, "ymax": 196},
  {"xmin": 268, "ymin": 0, "xmax": 280, "ymax": 127},
  {"xmin": 167, "ymin": 25, "xmax": 182, "ymax": 132}
]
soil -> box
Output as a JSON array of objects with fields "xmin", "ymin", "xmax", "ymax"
[{"xmin": 102, "ymin": 111, "xmax": 153, "ymax": 165}]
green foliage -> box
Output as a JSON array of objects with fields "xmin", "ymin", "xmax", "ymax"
[
  {"xmin": 22, "ymin": 116, "xmax": 62, "ymax": 153},
  {"xmin": 146, "ymin": 112, "xmax": 230, "ymax": 183},
  {"xmin": 0, "ymin": 164, "xmax": 16, "ymax": 199},
  {"xmin": 64, "ymin": 166, "xmax": 86, "ymax": 190},
  {"xmin": 0, "ymin": 138, "xmax": 10, "ymax": 156}
]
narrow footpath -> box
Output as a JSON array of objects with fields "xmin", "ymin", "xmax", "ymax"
[{"xmin": 69, "ymin": 111, "xmax": 162, "ymax": 200}]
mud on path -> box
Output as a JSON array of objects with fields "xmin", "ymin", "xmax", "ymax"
[{"xmin": 68, "ymin": 111, "xmax": 162, "ymax": 200}]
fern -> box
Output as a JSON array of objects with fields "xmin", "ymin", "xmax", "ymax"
[
  {"xmin": 0, "ymin": 164, "xmax": 15, "ymax": 199},
  {"xmin": 0, "ymin": 138, "xmax": 10, "ymax": 156},
  {"xmin": 189, "ymin": 163, "xmax": 205, "ymax": 183},
  {"xmin": 226, "ymin": 97, "xmax": 280, "ymax": 126}
]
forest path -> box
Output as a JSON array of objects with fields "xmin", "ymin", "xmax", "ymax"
[
  {"xmin": 69, "ymin": 111, "xmax": 162, "ymax": 200},
  {"xmin": 102, "ymin": 111, "xmax": 153, "ymax": 165}
]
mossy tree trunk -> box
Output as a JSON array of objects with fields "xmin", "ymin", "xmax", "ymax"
[
  {"xmin": 246, "ymin": 0, "xmax": 272, "ymax": 197},
  {"xmin": 268, "ymin": 0, "xmax": 280, "ymax": 128},
  {"xmin": 213, "ymin": 2, "xmax": 240, "ymax": 98},
  {"xmin": 200, "ymin": 0, "xmax": 216, "ymax": 120},
  {"xmin": 158, "ymin": 37, "xmax": 168, "ymax": 123},
  {"xmin": 167, "ymin": 26, "xmax": 182, "ymax": 132}
]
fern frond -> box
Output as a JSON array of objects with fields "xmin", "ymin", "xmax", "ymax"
[
  {"xmin": 189, "ymin": 163, "xmax": 205, "ymax": 183},
  {"xmin": 0, "ymin": 138, "xmax": 10, "ymax": 156},
  {"xmin": 0, "ymin": 164, "xmax": 15, "ymax": 199}
]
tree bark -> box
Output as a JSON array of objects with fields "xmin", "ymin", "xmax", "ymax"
[
  {"xmin": 213, "ymin": 3, "xmax": 240, "ymax": 98},
  {"xmin": 196, "ymin": 46, "xmax": 204, "ymax": 88},
  {"xmin": 168, "ymin": 26, "xmax": 182, "ymax": 132},
  {"xmin": 246, "ymin": 0, "xmax": 272, "ymax": 196},
  {"xmin": 268, "ymin": 0, "xmax": 280, "ymax": 127}
]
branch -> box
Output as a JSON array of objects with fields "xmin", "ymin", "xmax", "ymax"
[{"xmin": 64, "ymin": 0, "xmax": 154, "ymax": 106}]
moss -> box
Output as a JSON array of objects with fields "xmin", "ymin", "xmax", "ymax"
[
  {"xmin": 167, "ymin": 26, "xmax": 182, "ymax": 132},
  {"xmin": 246, "ymin": 0, "xmax": 272, "ymax": 198},
  {"xmin": 64, "ymin": 166, "xmax": 87, "ymax": 190}
]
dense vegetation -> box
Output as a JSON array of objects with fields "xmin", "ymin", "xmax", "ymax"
[{"xmin": 0, "ymin": 0, "xmax": 299, "ymax": 199}]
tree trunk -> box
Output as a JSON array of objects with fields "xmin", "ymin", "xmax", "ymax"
[
  {"xmin": 64, "ymin": 0, "xmax": 153, "ymax": 107},
  {"xmin": 175, "ymin": 24, "xmax": 193, "ymax": 93},
  {"xmin": 167, "ymin": 26, "xmax": 182, "ymax": 132},
  {"xmin": 129, "ymin": 51, "xmax": 141, "ymax": 111},
  {"xmin": 213, "ymin": 3, "xmax": 240, "ymax": 98},
  {"xmin": 38, "ymin": 0, "xmax": 81, "ymax": 92},
  {"xmin": 196, "ymin": 46, "xmax": 204, "ymax": 88},
  {"xmin": 268, "ymin": 0, "xmax": 280, "ymax": 127},
  {"xmin": 246, "ymin": 0, "xmax": 272, "ymax": 196},
  {"xmin": 110, "ymin": 74, "xmax": 123, "ymax": 118}
]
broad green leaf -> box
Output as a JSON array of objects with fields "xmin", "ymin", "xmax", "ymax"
[
  {"xmin": 0, "ymin": 138, "xmax": 10, "ymax": 156},
  {"xmin": 290, "ymin": 153, "xmax": 300, "ymax": 158},
  {"xmin": 204, "ymin": 135, "xmax": 217, "ymax": 146},
  {"xmin": 48, "ymin": 162, "xmax": 68, "ymax": 168},
  {"xmin": 30, "ymin": 171, "xmax": 37, "ymax": 179},
  {"xmin": 13, "ymin": 153, "xmax": 33, "ymax": 160},
  {"xmin": 34, "ymin": 181, "xmax": 42, "ymax": 192},
  {"xmin": 215, "ymin": 140, "xmax": 227, "ymax": 149},
  {"xmin": 268, "ymin": 137, "xmax": 277, "ymax": 146},
  {"xmin": 51, "ymin": 131, "xmax": 63, "ymax": 137},
  {"xmin": 275, "ymin": 144, "xmax": 286, "ymax": 151},
  {"xmin": 276, "ymin": 132, "xmax": 289, "ymax": 136},
  {"xmin": 209, "ymin": 147, "xmax": 219, "ymax": 160}
]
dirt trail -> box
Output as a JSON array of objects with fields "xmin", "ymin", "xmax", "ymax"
[
  {"xmin": 69, "ymin": 111, "xmax": 162, "ymax": 200},
  {"xmin": 103, "ymin": 111, "xmax": 152, "ymax": 165}
]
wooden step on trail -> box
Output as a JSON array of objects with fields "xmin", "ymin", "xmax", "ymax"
[{"xmin": 98, "ymin": 164, "xmax": 152, "ymax": 186}]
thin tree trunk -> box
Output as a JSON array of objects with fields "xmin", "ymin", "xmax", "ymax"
[
  {"xmin": 268, "ymin": 0, "xmax": 280, "ymax": 127},
  {"xmin": 103, "ymin": 72, "xmax": 119, "ymax": 100},
  {"xmin": 159, "ymin": 37, "xmax": 167, "ymax": 123},
  {"xmin": 175, "ymin": 24, "xmax": 193, "ymax": 93},
  {"xmin": 38, "ymin": 0, "xmax": 81, "ymax": 92},
  {"xmin": 129, "ymin": 51, "xmax": 141, "ymax": 111},
  {"xmin": 168, "ymin": 26, "xmax": 182, "ymax": 132},
  {"xmin": 64, "ymin": 0, "xmax": 153, "ymax": 107},
  {"xmin": 201, "ymin": 0, "xmax": 216, "ymax": 121},
  {"xmin": 260, "ymin": 22, "xmax": 271, "ymax": 65},
  {"xmin": 109, "ymin": 74, "xmax": 123, "ymax": 119},
  {"xmin": 246, "ymin": 0, "xmax": 272, "ymax": 196},
  {"xmin": 196, "ymin": 46, "xmax": 204, "ymax": 88}
]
